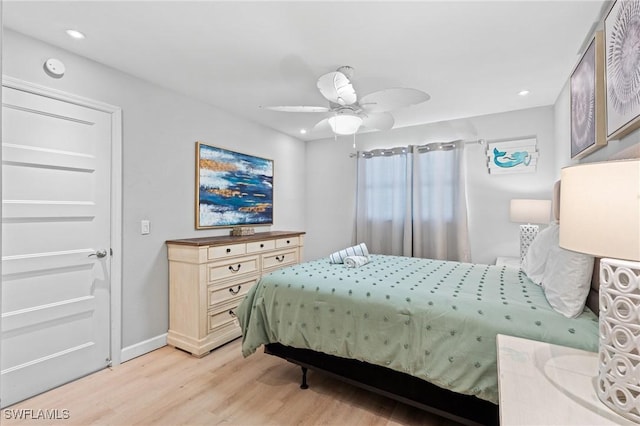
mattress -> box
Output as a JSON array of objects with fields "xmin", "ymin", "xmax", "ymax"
[{"xmin": 237, "ymin": 255, "xmax": 598, "ymax": 403}]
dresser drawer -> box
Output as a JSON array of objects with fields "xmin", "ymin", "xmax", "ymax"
[
  {"xmin": 208, "ymin": 243, "xmax": 246, "ymax": 260},
  {"xmin": 246, "ymin": 239, "xmax": 276, "ymax": 253},
  {"xmin": 208, "ymin": 310, "xmax": 239, "ymax": 335},
  {"xmin": 262, "ymin": 249, "xmax": 298, "ymax": 271},
  {"xmin": 208, "ymin": 297, "xmax": 243, "ymax": 333},
  {"xmin": 208, "ymin": 256, "xmax": 259, "ymax": 282},
  {"xmin": 276, "ymin": 236, "xmax": 299, "ymax": 249},
  {"xmin": 208, "ymin": 276, "xmax": 257, "ymax": 309}
]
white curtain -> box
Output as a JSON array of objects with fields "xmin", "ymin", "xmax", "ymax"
[
  {"xmin": 412, "ymin": 143, "xmax": 470, "ymax": 261},
  {"xmin": 355, "ymin": 143, "xmax": 470, "ymax": 262},
  {"xmin": 355, "ymin": 148, "xmax": 412, "ymax": 256}
]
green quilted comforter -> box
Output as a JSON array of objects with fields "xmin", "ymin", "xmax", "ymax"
[{"xmin": 237, "ymin": 255, "xmax": 598, "ymax": 403}]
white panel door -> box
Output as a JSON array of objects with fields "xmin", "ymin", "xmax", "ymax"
[{"xmin": 1, "ymin": 86, "xmax": 112, "ymax": 407}]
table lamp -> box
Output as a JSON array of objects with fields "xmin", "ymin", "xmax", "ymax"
[
  {"xmin": 510, "ymin": 199, "xmax": 552, "ymax": 263},
  {"xmin": 559, "ymin": 159, "xmax": 640, "ymax": 422}
]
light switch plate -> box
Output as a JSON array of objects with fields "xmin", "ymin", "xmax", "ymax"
[{"xmin": 141, "ymin": 220, "xmax": 150, "ymax": 235}]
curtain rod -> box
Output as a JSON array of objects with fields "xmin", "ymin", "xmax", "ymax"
[
  {"xmin": 351, "ymin": 139, "xmax": 488, "ymax": 158},
  {"xmin": 419, "ymin": 138, "xmax": 492, "ymax": 150}
]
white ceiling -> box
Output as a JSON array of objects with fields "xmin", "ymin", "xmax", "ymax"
[{"xmin": 4, "ymin": 0, "xmax": 607, "ymax": 141}]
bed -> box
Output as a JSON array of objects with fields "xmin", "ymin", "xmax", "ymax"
[
  {"xmin": 238, "ymin": 180, "xmax": 599, "ymax": 426},
  {"xmin": 237, "ymin": 252, "xmax": 599, "ymax": 425}
]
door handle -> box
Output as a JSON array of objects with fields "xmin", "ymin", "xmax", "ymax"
[{"xmin": 88, "ymin": 249, "xmax": 108, "ymax": 258}]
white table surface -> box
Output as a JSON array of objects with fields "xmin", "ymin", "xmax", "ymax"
[{"xmin": 497, "ymin": 334, "xmax": 636, "ymax": 426}]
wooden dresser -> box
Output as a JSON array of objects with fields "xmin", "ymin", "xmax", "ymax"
[{"xmin": 166, "ymin": 231, "xmax": 305, "ymax": 357}]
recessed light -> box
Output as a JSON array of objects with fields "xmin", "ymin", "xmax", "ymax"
[
  {"xmin": 300, "ymin": 129, "xmax": 307, "ymax": 134},
  {"xmin": 65, "ymin": 29, "xmax": 86, "ymax": 40},
  {"xmin": 518, "ymin": 90, "xmax": 530, "ymax": 96}
]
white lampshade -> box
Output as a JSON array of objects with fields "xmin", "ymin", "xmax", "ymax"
[
  {"xmin": 509, "ymin": 199, "xmax": 552, "ymax": 224},
  {"xmin": 559, "ymin": 159, "xmax": 640, "ymax": 262},
  {"xmin": 328, "ymin": 113, "xmax": 362, "ymax": 135},
  {"xmin": 561, "ymin": 159, "xmax": 640, "ymax": 422}
]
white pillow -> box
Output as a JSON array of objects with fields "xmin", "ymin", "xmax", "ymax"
[
  {"xmin": 541, "ymin": 245, "xmax": 594, "ymax": 318},
  {"xmin": 522, "ymin": 223, "xmax": 559, "ymax": 285}
]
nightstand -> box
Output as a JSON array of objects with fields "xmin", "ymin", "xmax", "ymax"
[
  {"xmin": 495, "ymin": 256, "xmax": 520, "ymax": 269},
  {"xmin": 497, "ymin": 334, "xmax": 635, "ymax": 425}
]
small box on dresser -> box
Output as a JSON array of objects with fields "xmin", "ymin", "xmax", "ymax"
[{"xmin": 166, "ymin": 231, "xmax": 305, "ymax": 357}]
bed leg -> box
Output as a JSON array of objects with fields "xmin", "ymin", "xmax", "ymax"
[{"xmin": 300, "ymin": 366, "xmax": 309, "ymax": 389}]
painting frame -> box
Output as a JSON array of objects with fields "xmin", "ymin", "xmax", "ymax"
[
  {"xmin": 570, "ymin": 31, "xmax": 607, "ymax": 159},
  {"xmin": 195, "ymin": 142, "xmax": 274, "ymax": 229},
  {"xmin": 486, "ymin": 138, "xmax": 538, "ymax": 175},
  {"xmin": 604, "ymin": 0, "xmax": 640, "ymax": 140}
]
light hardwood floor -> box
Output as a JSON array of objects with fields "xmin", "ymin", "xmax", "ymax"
[{"xmin": 2, "ymin": 339, "xmax": 461, "ymax": 425}]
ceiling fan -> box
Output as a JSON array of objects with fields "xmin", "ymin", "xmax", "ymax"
[{"xmin": 262, "ymin": 66, "xmax": 431, "ymax": 135}]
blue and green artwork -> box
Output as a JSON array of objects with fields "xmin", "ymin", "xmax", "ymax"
[
  {"xmin": 197, "ymin": 143, "xmax": 273, "ymax": 228},
  {"xmin": 486, "ymin": 138, "xmax": 538, "ymax": 175},
  {"xmin": 492, "ymin": 148, "xmax": 532, "ymax": 168}
]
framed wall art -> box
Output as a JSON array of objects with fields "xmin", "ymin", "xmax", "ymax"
[
  {"xmin": 605, "ymin": 0, "xmax": 640, "ymax": 140},
  {"xmin": 486, "ymin": 138, "xmax": 538, "ymax": 174},
  {"xmin": 196, "ymin": 142, "xmax": 273, "ymax": 229},
  {"xmin": 570, "ymin": 31, "xmax": 607, "ymax": 159}
]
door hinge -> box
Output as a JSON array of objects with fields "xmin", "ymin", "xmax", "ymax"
[{"xmin": 110, "ymin": 248, "xmax": 113, "ymax": 256}]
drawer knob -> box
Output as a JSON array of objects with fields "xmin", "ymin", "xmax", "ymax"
[
  {"xmin": 286, "ymin": 240, "xmax": 290, "ymax": 244},
  {"xmin": 226, "ymin": 248, "xmax": 231, "ymax": 253},
  {"xmin": 229, "ymin": 264, "xmax": 242, "ymax": 272},
  {"xmin": 276, "ymin": 255, "xmax": 285, "ymax": 263},
  {"xmin": 229, "ymin": 285, "xmax": 242, "ymax": 295},
  {"xmin": 260, "ymin": 243, "xmax": 264, "ymax": 248},
  {"xmin": 229, "ymin": 309, "xmax": 237, "ymax": 318}
]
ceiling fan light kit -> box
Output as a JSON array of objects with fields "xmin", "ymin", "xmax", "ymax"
[
  {"xmin": 265, "ymin": 66, "xmax": 430, "ymax": 137},
  {"xmin": 328, "ymin": 112, "xmax": 363, "ymax": 135}
]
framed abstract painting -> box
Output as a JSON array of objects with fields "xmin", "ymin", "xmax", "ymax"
[
  {"xmin": 570, "ymin": 31, "xmax": 606, "ymax": 159},
  {"xmin": 604, "ymin": 0, "xmax": 640, "ymax": 140},
  {"xmin": 196, "ymin": 142, "xmax": 273, "ymax": 229}
]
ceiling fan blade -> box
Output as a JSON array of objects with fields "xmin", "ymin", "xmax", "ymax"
[
  {"xmin": 261, "ymin": 105, "xmax": 330, "ymax": 113},
  {"xmin": 317, "ymin": 71, "xmax": 357, "ymax": 106},
  {"xmin": 361, "ymin": 112, "xmax": 394, "ymax": 131},
  {"xmin": 360, "ymin": 88, "xmax": 430, "ymax": 113},
  {"xmin": 312, "ymin": 118, "xmax": 332, "ymax": 133}
]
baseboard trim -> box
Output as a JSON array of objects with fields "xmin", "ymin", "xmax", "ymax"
[{"xmin": 120, "ymin": 333, "xmax": 167, "ymax": 363}]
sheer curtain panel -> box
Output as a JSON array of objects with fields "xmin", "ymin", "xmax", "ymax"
[
  {"xmin": 355, "ymin": 148, "xmax": 412, "ymax": 256},
  {"xmin": 355, "ymin": 143, "xmax": 470, "ymax": 261},
  {"xmin": 412, "ymin": 142, "xmax": 470, "ymax": 261}
]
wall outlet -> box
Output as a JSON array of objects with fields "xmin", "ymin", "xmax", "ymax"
[{"xmin": 141, "ymin": 220, "xmax": 150, "ymax": 235}]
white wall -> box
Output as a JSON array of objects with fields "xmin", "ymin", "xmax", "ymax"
[
  {"xmin": 3, "ymin": 29, "xmax": 306, "ymax": 353},
  {"xmin": 306, "ymin": 106, "xmax": 557, "ymax": 265}
]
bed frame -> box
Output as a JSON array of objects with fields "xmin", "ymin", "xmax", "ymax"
[
  {"xmin": 262, "ymin": 261, "xmax": 601, "ymax": 426},
  {"xmin": 264, "ymin": 343, "xmax": 498, "ymax": 426}
]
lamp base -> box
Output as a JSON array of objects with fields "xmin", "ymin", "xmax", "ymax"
[
  {"xmin": 519, "ymin": 224, "xmax": 539, "ymax": 263},
  {"xmin": 597, "ymin": 258, "xmax": 640, "ymax": 422}
]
